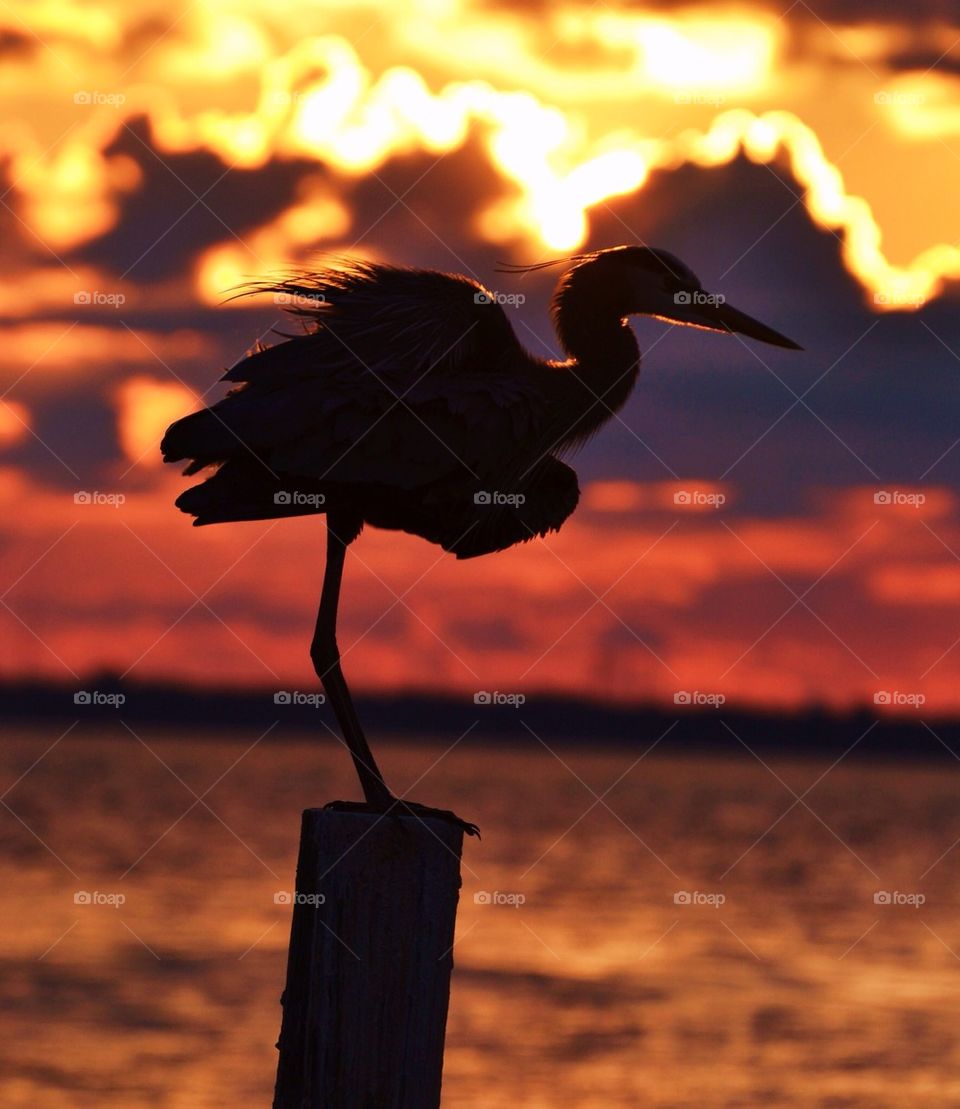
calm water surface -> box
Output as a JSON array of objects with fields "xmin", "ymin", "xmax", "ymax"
[{"xmin": 2, "ymin": 724, "xmax": 960, "ymax": 1106}]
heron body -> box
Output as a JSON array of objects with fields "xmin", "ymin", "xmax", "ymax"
[{"xmin": 162, "ymin": 246, "xmax": 800, "ymax": 832}]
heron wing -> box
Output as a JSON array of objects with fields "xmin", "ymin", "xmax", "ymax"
[
  {"xmin": 161, "ymin": 260, "xmax": 546, "ymax": 488},
  {"xmin": 164, "ymin": 272, "xmax": 553, "ymax": 493},
  {"xmin": 162, "ymin": 358, "xmax": 547, "ymax": 488},
  {"xmin": 221, "ymin": 260, "xmax": 522, "ymax": 390}
]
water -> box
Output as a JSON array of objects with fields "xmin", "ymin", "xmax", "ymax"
[{"xmin": 2, "ymin": 724, "xmax": 960, "ymax": 1106}]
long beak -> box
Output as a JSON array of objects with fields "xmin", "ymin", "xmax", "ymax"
[
  {"xmin": 712, "ymin": 300, "xmax": 803, "ymax": 350},
  {"xmin": 662, "ymin": 295, "xmax": 803, "ymax": 350}
]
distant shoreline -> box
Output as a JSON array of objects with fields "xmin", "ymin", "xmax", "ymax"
[{"xmin": 1, "ymin": 678, "xmax": 957, "ymax": 762}]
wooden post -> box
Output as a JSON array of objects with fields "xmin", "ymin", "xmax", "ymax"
[{"xmin": 273, "ymin": 808, "xmax": 464, "ymax": 1108}]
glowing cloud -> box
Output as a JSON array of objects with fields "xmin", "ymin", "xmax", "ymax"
[
  {"xmin": 0, "ymin": 401, "xmax": 30, "ymax": 448},
  {"xmin": 114, "ymin": 376, "xmax": 198, "ymax": 467},
  {"xmin": 1, "ymin": 3, "xmax": 958, "ymax": 310}
]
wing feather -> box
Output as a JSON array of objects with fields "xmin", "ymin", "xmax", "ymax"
[{"xmin": 161, "ymin": 260, "xmax": 546, "ymax": 491}]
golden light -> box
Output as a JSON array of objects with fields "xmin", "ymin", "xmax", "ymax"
[
  {"xmin": 0, "ymin": 325, "xmax": 215, "ymax": 377},
  {"xmin": 114, "ymin": 376, "xmax": 198, "ymax": 467},
  {"xmin": 1, "ymin": 2, "xmax": 957, "ymax": 309},
  {"xmin": 0, "ymin": 400, "xmax": 30, "ymax": 448},
  {"xmin": 871, "ymin": 564, "xmax": 960, "ymax": 605},
  {"xmin": 592, "ymin": 14, "xmax": 777, "ymax": 93},
  {"xmin": 159, "ymin": 11, "xmax": 269, "ymax": 81},
  {"xmin": 194, "ymin": 178, "xmax": 352, "ymax": 304},
  {"xmin": 582, "ymin": 481, "xmax": 647, "ymax": 514}
]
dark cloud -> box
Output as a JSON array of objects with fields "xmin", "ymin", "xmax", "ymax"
[
  {"xmin": 14, "ymin": 384, "xmax": 121, "ymax": 489},
  {"xmin": 0, "ymin": 29, "xmax": 33, "ymax": 59},
  {"xmin": 87, "ymin": 120, "xmax": 325, "ymax": 282},
  {"xmin": 7, "ymin": 132, "xmax": 958, "ymax": 524},
  {"xmin": 566, "ymin": 156, "xmax": 960, "ymax": 513}
]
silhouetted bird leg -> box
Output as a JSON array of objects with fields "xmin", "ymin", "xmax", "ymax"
[
  {"xmin": 312, "ymin": 516, "xmax": 480, "ymax": 837},
  {"xmin": 311, "ymin": 517, "xmax": 392, "ymax": 806}
]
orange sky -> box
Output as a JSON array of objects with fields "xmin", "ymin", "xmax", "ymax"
[
  {"xmin": 1, "ymin": 1, "xmax": 959, "ymax": 715},
  {"xmin": 1, "ymin": 465, "xmax": 958, "ymax": 715}
]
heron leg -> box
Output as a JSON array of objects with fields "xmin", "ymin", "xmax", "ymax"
[
  {"xmin": 311, "ymin": 517, "xmax": 392, "ymax": 806},
  {"xmin": 311, "ymin": 516, "xmax": 480, "ymax": 837}
]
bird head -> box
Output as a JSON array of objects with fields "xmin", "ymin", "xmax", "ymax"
[{"xmin": 575, "ymin": 246, "xmax": 802, "ymax": 350}]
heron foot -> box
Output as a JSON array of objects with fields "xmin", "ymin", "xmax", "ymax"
[{"xmin": 324, "ymin": 798, "xmax": 480, "ymax": 838}]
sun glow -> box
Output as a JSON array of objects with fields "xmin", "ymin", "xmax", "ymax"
[
  {"xmin": 114, "ymin": 377, "xmax": 198, "ymax": 466},
  {"xmin": 1, "ymin": 1, "xmax": 958, "ymax": 310}
]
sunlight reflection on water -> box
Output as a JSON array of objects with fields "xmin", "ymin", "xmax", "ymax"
[{"xmin": 2, "ymin": 726, "xmax": 959, "ymax": 1106}]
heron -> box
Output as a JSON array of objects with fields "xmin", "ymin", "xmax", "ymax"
[{"xmin": 161, "ymin": 246, "xmax": 800, "ymax": 835}]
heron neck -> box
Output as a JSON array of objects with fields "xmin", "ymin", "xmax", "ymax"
[{"xmin": 552, "ymin": 280, "xmax": 641, "ymax": 416}]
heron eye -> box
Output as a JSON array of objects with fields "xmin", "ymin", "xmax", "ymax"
[{"xmin": 663, "ymin": 275, "xmax": 694, "ymax": 295}]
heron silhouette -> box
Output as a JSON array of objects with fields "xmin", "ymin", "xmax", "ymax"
[{"xmin": 161, "ymin": 246, "xmax": 800, "ymax": 834}]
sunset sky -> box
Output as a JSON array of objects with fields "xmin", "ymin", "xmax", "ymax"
[{"xmin": 1, "ymin": 0, "xmax": 959, "ymax": 714}]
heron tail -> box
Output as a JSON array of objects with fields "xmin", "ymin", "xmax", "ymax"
[{"xmin": 173, "ymin": 456, "xmax": 330, "ymax": 526}]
